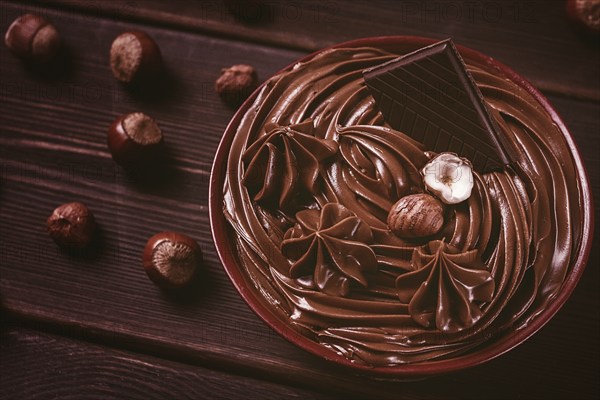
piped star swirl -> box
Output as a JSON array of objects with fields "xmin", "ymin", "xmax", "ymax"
[
  {"xmin": 281, "ymin": 203, "xmax": 377, "ymax": 297},
  {"xmin": 242, "ymin": 120, "xmax": 338, "ymax": 209},
  {"xmin": 396, "ymin": 240, "xmax": 495, "ymax": 332}
]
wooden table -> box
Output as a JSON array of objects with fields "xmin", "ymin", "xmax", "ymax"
[{"xmin": 1, "ymin": 1, "xmax": 598, "ymax": 398}]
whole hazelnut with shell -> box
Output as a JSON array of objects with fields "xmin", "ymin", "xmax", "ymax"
[
  {"xmin": 4, "ymin": 14, "xmax": 61, "ymax": 62},
  {"xmin": 142, "ymin": 231, "xmax": 202, "ymax": 289},
  {"xmin": 110, "ymin": 31, "xmax": 162, "ymax": 84},
  {"xmin": 107, "ymin": 112, "xmax": 163, "ymax": 168},
  {"xmin": 387, "ymin": 194, "xmax": 445, "ymax": 239}
]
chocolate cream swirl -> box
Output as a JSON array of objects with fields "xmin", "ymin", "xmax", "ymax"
[{"xmin": 223, "ymin": 46, "xmax": 584, "ymax": 366}]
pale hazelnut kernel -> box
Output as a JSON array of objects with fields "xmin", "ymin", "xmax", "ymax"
[{"xmin": 422, "ymin": 152, "xmax": 474, "ymax": 204}]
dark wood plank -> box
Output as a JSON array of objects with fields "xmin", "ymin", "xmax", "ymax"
[
  {"xmin": 33, "ymin": 0, "xmax": 600, "ymax": 101},
  {"xmin": 0, "ymin": 2, "xmax": 598, "ymax": 400},
  {"xmin": 0, "ymin": 325, "xmax": 331, "ymax": 400}
]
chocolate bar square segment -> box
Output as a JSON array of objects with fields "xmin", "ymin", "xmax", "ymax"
[{"xmin": 363, "ymin": 39, "xmax": 511, "ymax": 172}]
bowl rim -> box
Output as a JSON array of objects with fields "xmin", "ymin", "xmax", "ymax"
[{"xmin": 209, "ymin": 36, "xmax": 594, "ymax": 378}]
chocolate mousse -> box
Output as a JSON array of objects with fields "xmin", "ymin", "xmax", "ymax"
[{"xmin": 222, "ymin": 40, "xmax": 585, "ymax": 366}]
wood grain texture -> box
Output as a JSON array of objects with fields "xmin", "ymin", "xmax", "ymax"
[
  {"xmin": 34, "ymin": 0, "xmax": 600, "ymax": 101},
  {"xmin": 0, "ymin": 326, "xmax": 330, "ymax": 400},
  {"xmin": 0, "ymin": 2, "xmax": 598, "ymax": 399}
]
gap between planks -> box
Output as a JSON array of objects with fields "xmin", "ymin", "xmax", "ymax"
[{"xmin": 25, "ymin": 0, "xmax": 600, "ymax": 103}]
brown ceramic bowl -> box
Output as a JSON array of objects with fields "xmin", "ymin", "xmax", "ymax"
[{"xmin": 209, "ymin": 36, "xmax": 594, "ymax": 378}]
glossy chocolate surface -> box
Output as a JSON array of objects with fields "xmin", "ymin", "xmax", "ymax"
[{"xmin": 222, "ymin": 44, "xmax": 586, "ymax": 367}]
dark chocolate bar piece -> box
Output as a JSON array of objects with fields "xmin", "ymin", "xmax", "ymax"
[{"xmin": 363, "ymin": 39, "xmax": 510, "ymax": 172}]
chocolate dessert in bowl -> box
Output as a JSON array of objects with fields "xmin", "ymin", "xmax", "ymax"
[{"xmin": 209, "ymin": 37, "xmax": 593, "ymax": 377}]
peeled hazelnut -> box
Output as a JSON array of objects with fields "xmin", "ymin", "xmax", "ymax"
[
  {"xmin": 143, "ymin": 232, "xmax": 202, "ymax": 289},
  {"xmin": 110, "ymin": 31, "xmax": 162, "ymax": 84},
  {"xmin": 107, "ymin": 112, "xmax": 163, "ymax": 167},
  {"xmin": 387, "ymin": 194, "xmax": 444, "ymax": 239},
  {"xmin": 566, "ymin": 0, "xmax": 600, "ymax": 36},
  {"xmin": 422, "ymin": 153, "xmax": 474, "ymax": 204},
  {"xmin": 215, "ymin": 64, "xmax": 258, "ymax": 107},
  {"xmin": 4, "ymin": 14, "xmax": 61, "ymax": 62},
  {"xmin": 47, "ymin": 202, "xmax": 96, "ymax": 248}
]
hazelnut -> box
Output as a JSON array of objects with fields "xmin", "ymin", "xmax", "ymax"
[
  {"xmin": 215, "ymin": 64, "xmax": 258, "ymax": 107},
  {"xmin": 387, "ymin": 194, "xmax": 444, "ymax": 239},
  {"xmin": 107, "ymin": 112, "xmax": 163, "ymax": 167},
  {"xmin": 4, "ymin": 14, "xmax": 61, "ymax": 62},
  {"xmin": 110, "ymin": 31, "xmax": 162, "ymax": 84},
  {"xmin": 566, "ymin": 0, "xmax": 600, "ymax": 36},
  {"xmin": 142, "ymin": 232, "xmax": 202, "ymax": 289},
  {"xmin": 422, "ymin": 153, "xmax": 474, "ymax": 204},
  {"xmin": 47, "ymin": 202, "xmax": 96, "ymax": 248}
]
